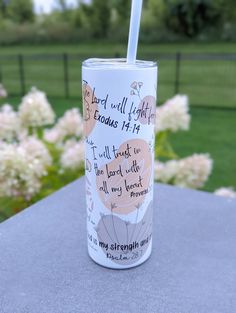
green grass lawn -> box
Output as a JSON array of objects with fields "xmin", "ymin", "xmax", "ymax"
[
  {"xmin": 0, "ymin": 42, "xmax": 236, "ymax": 108},
  {"xmin": 0, "ymin": 42, "xmax": 236, "ymax": 55}
]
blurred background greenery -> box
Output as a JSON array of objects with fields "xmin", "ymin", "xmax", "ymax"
[
  {"xmin": 0, "ymin": 0, "xmax": 236, "ymax": 44},
  {"xmin": 0, "ymin": 0, "xmax": 235, "ymax": 196}
]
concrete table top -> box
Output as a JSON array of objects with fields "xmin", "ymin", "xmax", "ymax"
[{"xmin": 0, "ymin": 177, "xmax": 236, "ymax": 313}]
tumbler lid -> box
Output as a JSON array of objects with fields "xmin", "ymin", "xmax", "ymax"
[{"xmin": 82, "ymin": 58, "xmax": 157, "ymax": 69}]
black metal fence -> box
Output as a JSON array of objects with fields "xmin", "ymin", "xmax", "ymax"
[{"xmin": 0, "ymin": 52, "xmax": 235, "ymax": 108}]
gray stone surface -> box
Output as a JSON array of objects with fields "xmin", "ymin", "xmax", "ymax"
[{"xmin": 0, "ymin": 177, "xmax": 236, "ymax": 313}]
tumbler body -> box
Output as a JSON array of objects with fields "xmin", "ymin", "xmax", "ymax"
[{"xmin": 82, "ymin": 59, "xmax": 157, "ymax": 269}]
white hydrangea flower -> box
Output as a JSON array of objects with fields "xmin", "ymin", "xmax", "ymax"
[
  {"xmin": 214, "ymin": 187, "xmax": 236, "ymax": 199},
  {"xmin": 0, "ymin": 84, "xmax": 7, "ymax": 98},
  {"xmin": 155, "ymin": 95, "xmax": 190, "ymax": 133},
  {"xmin": 60, "ymin": 140, "xmax": 85, "ymax": 170},
  {"xmin": 20, "ymin": 136, "xmax": 52, "ymax": 174},
  {"xmin": 174, "ymin": 154, "xmax": 213, "ymax": 189},
  {"xmin": 63, "ymin": 138, "xmax": 78, "ymax": 149},
  {"xmin": 57, "ymin": 108, "xmax": 83, "ymax": 137},
  {"xmin": 44, "ymin": 108, "xmax": 83, "ymax": 144},
  {"xmin": 154, "ymin": 154, "xmax": 212, "ymax": 189},
  {"xmin": 154, "ymin": 160, "xmax": 179, "ymax": 183},
  {"xmin": 0, "ymin": 143, "xmax": 38, "ymax": 198},
  {"xmin": 1, "ymin": 104, "xmax": 12, "ymax": 113},
  {"xmin": 0, "ymin": 104, "xmax": 20, "ymax": 141},
  {"xmin": 19, "ymin": 87, "xmax": 55, "ymax": 128},
  {"xmin": 44, "ymin": 127, "xmax": 64, "ymax": 144},
  {"xmin": 0, "ymin": 141, "xmax": 8, "ymax": 151},
  {"xmin": 0, "ymin": 138, "xmax": 51, "ymax": 199}
]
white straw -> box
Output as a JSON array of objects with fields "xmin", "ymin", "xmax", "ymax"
[{"xmin": 127, "ymin": 0, "xmax": 143, "ymax": 64}]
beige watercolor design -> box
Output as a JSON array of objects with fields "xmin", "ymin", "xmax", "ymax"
[
  {"xmin": 82, "ymin": 82, "xmax": 98, "ymax": 136},
  {"xmin": 96, "ymin": 200, "xmax": 153, "ymax": 266},
  {"xmin": 96, "ymin": 138, "xmax": 152, "ymax": 215},
  {"xmin": 138, "ymin": 95, "xmax": 156, "ymax": 125}
]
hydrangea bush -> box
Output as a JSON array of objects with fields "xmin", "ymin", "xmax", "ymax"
[
  {"xmin": 0, "ymin": 88, "xmax": 84, "ymax": 220},
  {"xmin": 0, "ymin": 88, "xmax": 234, "ymax": 221},
  {"xmin": 154, "ymin": 95, "xmax": 213, "ymax": 189}
]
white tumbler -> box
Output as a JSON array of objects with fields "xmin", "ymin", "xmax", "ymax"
[{"xmin": 82, "ymin": 58, "xmax": 157, "ymax": 269}]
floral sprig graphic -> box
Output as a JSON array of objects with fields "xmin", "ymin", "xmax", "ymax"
[
  {"xmin": 130, "ymin": 81, "xmax": 143, "ymax": 100},
  {"xmin": 110, "ymin": 202, "xmax": 117, "ymax": 211},
  {"xmin": 135, "ymin": 202, "xmax": 142, "ymax": 210}
]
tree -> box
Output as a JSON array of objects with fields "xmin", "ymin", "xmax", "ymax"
[
  {"xmin": 55, "ymin": 0, "xmax": 68, "ymax": 11},
  {"xmin": 53, "ymin": 0, "xmax": 72, "ymax": 21},
  {"xmin": 0, "ymin": 0, "xmax": 8, "ymax": 18},
  {"xmin": 112, "ymin": 0, "xmax": 131, "ymax": 22},
  {"xmin": 165, "ymin": 0, "xmax": 222, "ymax": 37},
  {"xmin": 81, "ymin": 0, "xmax": 111, "ymax": 38},
  {"xmin": 148, "ymin": 0, "xmax": 166, "ymax": 21},
  {"xmin": 221, "ymin": 0, "xmax": 236, "ymax": 23},
  {"xmin": 6, "ymin": 0, "xmax": 34, "ymax": 23}
]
